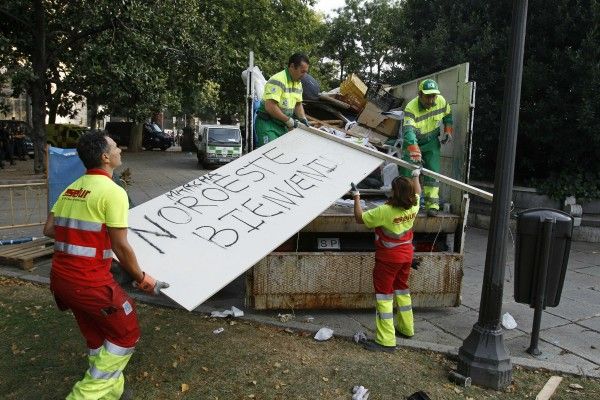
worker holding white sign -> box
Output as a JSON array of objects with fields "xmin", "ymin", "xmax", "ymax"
[
  {"xmin": 44, "ymin": 131, "xmax": 168, "ymax": 399},
  {"xmin": 352, "ymin": 168, "xmax": 422, "ymax": 352}
]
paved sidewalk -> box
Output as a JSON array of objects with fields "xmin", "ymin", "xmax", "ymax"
[{"xmin": 1, "ymin": 149, "xmax": 599, "ymax": 378}]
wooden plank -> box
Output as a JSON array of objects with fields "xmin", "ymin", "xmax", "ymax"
[
  {"xmin": 0, "ymin": 245, "xmax": 52, "ymax": 259},
  {"xmin": 0, "ymin": 238, "xmax": 54, "ymax": 271},
  {"xmin": 19, "ymin": 247, "xmax": 54, "ymax": 260},
  {"xmin": 0, "ymin": 238, "xmax": 53, "ymax": 256},
  {"xmin": 305, "ymin": 198, "xmax": 461, "ymax": 233},
  {"xmin": 536, "ymin": 376, "xmax": 563, "ymax": 400},
  {"xmin": 1, "ymin": 245, "xmax": 52, "ymax": 258}
]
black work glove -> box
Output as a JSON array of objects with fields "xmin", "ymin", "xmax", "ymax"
[{"xmin": 411, "ymin": 258, "xmax": 421, "ymax": 270}]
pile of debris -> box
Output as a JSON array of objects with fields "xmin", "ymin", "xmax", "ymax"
[{"xmin": 301, "ymin": 73, "xmax": 404, "ymax": 149}]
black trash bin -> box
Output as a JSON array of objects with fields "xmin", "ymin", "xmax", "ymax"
[
  {"xmin": 181, "ymin": 126, "xmax": 196, "ymax": 152},
  {"xmin": 514, "ymin": 208, "xmax": 573, "ymax": 307}
]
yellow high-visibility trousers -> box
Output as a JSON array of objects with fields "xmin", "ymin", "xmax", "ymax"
[
  {"xmin": 375, "ymin": 294, "xmax": 396, "ymax": 347},
  {"xmin": 67, "ymin": 341, "xmax": 134, "ymax": 400},
  {"xmin": 395, "ymin": 289, "xmax": 414, "ymax": 337},
  {"xmin": 423, "ymin": 185, "xmax": 440, "ymax": 211}
]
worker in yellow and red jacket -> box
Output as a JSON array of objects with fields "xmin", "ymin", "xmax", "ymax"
[
  {"xmin": 401, "ymin": 79, "xmax": 453, "ymax": 216},
  {"xmin": 255, "ymin": 53, "xmax": 310, "ymax": 146},
  {"xmin": 352, "ymin": 168, "xmax": 422, "ymax": 352},
  {"xmin": 44, "ymin": 131, "xmax": 169, "ymax": 400}
]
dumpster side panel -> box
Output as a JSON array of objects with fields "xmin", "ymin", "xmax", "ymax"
[{"xmin": 247, "ymin": 252, "xmax": 463, "ymax": 310}]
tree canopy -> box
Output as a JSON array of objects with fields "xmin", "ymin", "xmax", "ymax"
[
  {"xmin": 0, "ymin": 0, "xmax": 325, "ymax": 166},
  {"xmin": 390, "ymin": 0, "xmax": 600, "ymax": 199},
  {"xmin": 1, "ymin": 0, "xmax": 599, "ymax": 200}
]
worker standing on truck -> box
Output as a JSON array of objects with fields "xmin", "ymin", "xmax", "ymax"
[
  {"xmin": 255, "ymin": 53, "xmax": 310, "ymax": 147},
  {"xmin": 43, "ymin": 131, "xmax": 169, "ymax": 400},
  {"xmin": 352, "ymin": 169, "xmax": 422, "ymax": 352},
  {"xmin": 401, "ymin": 79, "xmax": 453, "ymax": 216}
]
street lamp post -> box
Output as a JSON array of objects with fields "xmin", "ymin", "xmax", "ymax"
[{"xmin": 457, "ymin": 0, "xmax": 528, "ymax": 389}]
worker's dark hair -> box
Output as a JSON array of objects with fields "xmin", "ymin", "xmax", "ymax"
[
  {"xmin": 77, "ymin": 131, "xmax": 110, "ymax": 169},
  {"xmin": 288, "ymin": 53, "xmax": 310, "ymax": 68},
  {"xmin": 388, "ymin": 176, "xmax": 417, "ymax": 209}
]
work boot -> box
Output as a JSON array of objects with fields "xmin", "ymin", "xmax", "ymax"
[
  {"xmin": 362, "ymin": 340, "xmax": 396, "ymax": 353},
  {"xmin": 396, "ymin": 331, "xmax": 414, "ymax": 339},
  {"xmin": 426, "ymin": 209, "xmax": 439, "ymax": 217}
]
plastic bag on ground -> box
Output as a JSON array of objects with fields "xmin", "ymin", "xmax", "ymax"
[
  {"xmin": 353, "ymin": 331, "xmax": 368, "ymax": 344},
  {"xmin": 314, "ymin": 327, "xmax": 334, "ymax": 341},
  {"xmin": 211, "ymin": 306, "xmax": 245, "ymax": 318},
  {"xmin": 502, "ymin": 312, "xmax": 517, "ymax": 329},
  {"xmin": 352, "ymin": 385, "xmax": 370, "ymax": 400}
]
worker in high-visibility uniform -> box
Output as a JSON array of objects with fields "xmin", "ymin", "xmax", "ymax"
[
  {"xmin": 401, "ymin": 79, "xmax": 453, "ymax": 216},
  {"xmin": 255, "ymin": 53, "xmax": 310, "ymax": 147},
  {"xmin": 43, "ymin": 131, "xmax": 169, "ymax": 400},
  {"xmin": 352, "ymin": 169, "xmax": 422, "ymax": 352}
]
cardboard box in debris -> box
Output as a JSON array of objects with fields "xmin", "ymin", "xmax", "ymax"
[{"xmin": 308, "ymin": 74, "xmax": 404, "ymax": 147}]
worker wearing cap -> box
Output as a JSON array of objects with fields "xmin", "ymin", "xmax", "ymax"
[
  {"xmin": 401, "ymin": 79, "xmax": 453, "ymax": 216},
  {"xmin": 43, "ymin": 131, "xmax": 169, "ymax": 399},
  {"xmin": 255, "ymin": 53, "xmax": 310, "ymax": 147}
]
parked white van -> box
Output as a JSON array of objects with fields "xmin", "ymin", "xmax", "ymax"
[{"xmin": 195, "ymin": 124, "xmax": 242, "ymax": 167}]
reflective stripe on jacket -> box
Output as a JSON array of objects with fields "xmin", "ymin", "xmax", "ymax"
[
  {"xmin": 51, "ymin": 169, "xmax": 129, "ymax": 286},
  {"xmin": 361, "ymin": 196, "xmax": 420, "ymax": 263},
  {"xmin": 258, "ymin": 68, "xmax": 303, "ymax": 117},
  {"xmin": 403, "ymin": 95, "xmax": 452, "ymax": 146}
]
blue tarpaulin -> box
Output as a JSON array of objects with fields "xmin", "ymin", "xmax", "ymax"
[{"xmin": 47, "ymin": 147, "xmax": 85, "ymax": 210}]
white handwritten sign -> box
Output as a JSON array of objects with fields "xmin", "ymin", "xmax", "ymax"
[{"xmin": 127, "ymin": 128, "xmax": 383, "ymax": 311}]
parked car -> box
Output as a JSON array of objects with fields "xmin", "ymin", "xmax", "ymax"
[
  {"xmin": 24, "ymin": 135, "xmax": 34, "ymax": 158},
  {"xmin": 45, "ymin": 123, "xmax": 88, "ymax": 148},
  {"xmin": 105, "ymin": 122, "xmax": 173, "ymax": 150},
  {"xmin": 0, "ymin": 119, "xmax": 31, "ymax": 135},
  {"xmin": 195, "ymin": 124, "xmax": 242, "ymax": 167}
]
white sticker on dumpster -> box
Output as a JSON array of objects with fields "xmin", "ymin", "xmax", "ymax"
[{"xmin": 127, "ymin": 128, "xmax": 383, "ymax": 311}]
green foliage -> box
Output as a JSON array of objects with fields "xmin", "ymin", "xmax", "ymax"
[
  {"xmin": 195, "ymin": 0, "xmax": 325, "ymax": 117},
  {"xmin": 1, "ymin": 0, "xmax": 324, "ymax": 124},
  {"xmin": 533, "ymin": 171, "xmax": 600, "ymax": 202},
  {"xmin": 322, "ymin": 0, "xmax": 403, "ymax": 85},
  {"xmin": 65, "ymin": 0, "xmax": 219, "ymax": 122},
  {"xmin": 321, "ymin": 1, "xmax": 363, "ymax": 83},
  {"xmin": 188, "ymin": 80, "xmax": 221, "ymax": 122},
  {"xmin": 378, "ymin": 0, "xmax": 600, "ymax": 200}
]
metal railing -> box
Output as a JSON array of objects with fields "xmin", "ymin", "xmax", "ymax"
[{"xmin": 0, "ymin": 182, "xmax": 47, "ymax": 230}]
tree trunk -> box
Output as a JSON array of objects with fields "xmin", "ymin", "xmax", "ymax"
[
  {"xmin": 31, "ymin": 0, "xmax": 47, "ymax": 174},
  {"xmin": 128, "ymin": 123, "xmax": 143, "ymax": 152},
  {"xmin": 89, "ymin": 101, "xmax": 99, "ymax": 130},
  {"xmin": 47, "ymin": 97, "xmax": 58, "ymax": 124},
  {"xmin": 185, "ymin": 115, "xmax": 196, "ymax": 134}
]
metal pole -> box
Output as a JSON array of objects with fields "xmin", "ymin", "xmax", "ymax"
[
  {"xmin": 457, "ymin": 0, "xmax": 528, "ymax": 389},
  {"xmin": 527, "ymin": 217, "xmax": 554, "ymax": 356},
  {"xmin": 302, "ymin": 125, "xmax": 494, "ymax": 202},
  {"xmin": 245, "ymin": 51, "xmax": 254, "ymax": 154}
]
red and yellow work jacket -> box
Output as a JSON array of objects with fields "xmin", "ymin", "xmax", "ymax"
[{"xmin": 51, "ymin": 169, "xmax": 128, "ymax": 286}]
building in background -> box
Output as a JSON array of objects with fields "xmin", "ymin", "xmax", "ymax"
[{"xmin": 1, "ymin": 81, "xmax": 31, "ymax": 124}]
